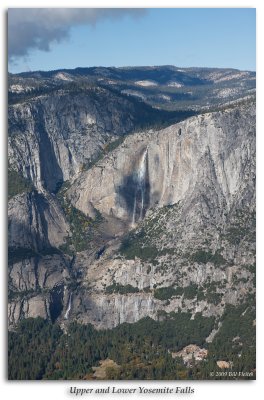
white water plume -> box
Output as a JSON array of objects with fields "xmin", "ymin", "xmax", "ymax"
[
  {"xmin": 132, "ymin": 148, "xmax": 148, "ymax": 225},
  {"xmin": 64, "ymin": 293, "xmax": 72, "ymax": 320}
]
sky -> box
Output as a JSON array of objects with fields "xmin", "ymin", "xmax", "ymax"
[{"xmin": 8, "ymin": 8, "xmax": 256, "ymax": 74}]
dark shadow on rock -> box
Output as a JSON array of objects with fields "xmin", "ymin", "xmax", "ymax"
[
  {"xmin": 116, "ymin": 149, "xmax": 150, "ymax": 223},
  {"xmin": 49, "ymin": 284, "xmax": 64, "ymax": 323},
  {"xmin": 34, "ymin": 106, "xmax": 64, "ymax": 193}
]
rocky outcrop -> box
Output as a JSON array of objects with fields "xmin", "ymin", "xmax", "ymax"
[
  {"xmin": 8, "ymin": 286, "xmax": 66, "ymax": 326},
  {"xmin": 171, "ymin": 345, "xmax": 208, "ymax": 366},
  {"xmin": 8, "ymin": 188, "xmax": 72, "ymax": 327},
  {"xmin": 8, "ymin": 252, "xmax": 71, "ymax": 326},
  {"xmin": 216, "ymin": 361, "xmax": 230, "ymax": 369},
  {"xmin": 8, "ymin": 190, "xmax": 69, "ymax": 251},
  {"xmin": 8, "ymin": 294, "xmax": 49, "ymax": 326},
  {"xmin": 66, "ymin": 246, "xmax": 253, "ymax": 329},
  {"xmin": 9, "ymin": 254, "xmax": 70, "ymax": 293}
]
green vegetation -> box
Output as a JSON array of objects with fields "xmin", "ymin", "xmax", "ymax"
[
  {"xmin": 143, "ymin": 203, "xmax": 180, "ymax": 239},
  {"xmin": 57, "ymin": 184, "xmax": 103, "ymax": 253},
  {"xmin": 154, "ymin": 286, "xmax": 183, "ymax": 300},
  {"xmin": 118, "ymin": 204, "xmax": 181, "ymax": 265},
  {"xmin": 8, "ymin": 247, "xmax": 38, "ymax": 265},
  {"xmin": 190, "ymin": 249, "xmax": 226, "ymax": 266},
  {"xmin": 215, "ymin": 300, "xmax": 255, "ymax": 348},
  {"xmin": 8, "ymin": 288, "xmax": 37, "ymax": 301},
  {"xmin": 226, "ymin": 227, "xmax": 251, "ymax": 245},
  {"xmin": 245, "ymin": 264, "xmax": 256, "ymax": 274},
  {"xmin": 202, "ymin": 281, "xmax": 223, "ymax": 305},
  {"xmin": 62, "ymin": 204, "xmax": 93, "ymax": 252},
  {"xmin": 183, "ymin": 284, "xmax": 199, "ymax": 299},
  {"xmin": 205, "ymin": 95, "xmax": 256, "ymax": 115},
  {"xmin": 203, "ymin": 297, "xmax": 256, "ymax": 378},
  {"xmin": 104, "ymin": 137, "xmax": 125, "ymax": 152},
  {"xmin": 224, "ymin": 208, "xmax": 255, "ymax": 246},
  {"xmin": 120, "ymin": 244, "xmax": 159, "ymax": 262},
  {"xmin": 8, "ymin": 295, "xmax": 255, "ymax": 380},
  {"xmin": 105, "ymin": 282, "xmax": 139, "ymax": 294},
  {"xmin": 196, "ymin": 289, "xmax": 206, "ymax": 301},
  {"xmin": 119, "ymin": 230, "xmax": 159, "ymax": 262},
  {"xmin": 206, "ymin": 292, "xmax": 223, "ymax": 305},
  {"xmin": 8, "ymin": 317, "xmax": 62, "ymax": 379},
  {"xmin": 8, "ymin": 168, "xmax": 33, "ymax": 199},
  {"xmin": 153, "ymin": 283, "xmax": 223, "ymax": 305},
  {"xmin": 8, "ymin": 84, "xmax": 63, "ymax": 105},
  {"xmin": 8, "ymin": 246, "xmax": 61, "ymax": 266},
  {"xmin": 153, "ymin": 283, "xmax": 222, "ymax": 304},
  {"xmin": 8, "ymin": 312, "xmax": 215, "ymax": 380},
  {"xmin": 242, "ymin": 264, "xmax": 256, "ymax": 288}
]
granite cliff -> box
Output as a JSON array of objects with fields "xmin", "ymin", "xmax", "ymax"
[
  {"xmin": 8, "ymin": 68, "xmax": 255, "ymax": 337},
  {"xmin": 65, "ymin": 101, "xmax": 255, "ymax": 328}
]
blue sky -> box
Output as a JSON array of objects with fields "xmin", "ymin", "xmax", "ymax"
[{"xmin": 8, "ymin": 8, "xmax": 256, "ymax": 73}]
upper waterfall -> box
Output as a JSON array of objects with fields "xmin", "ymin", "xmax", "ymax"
[{"xmin": 132, "ymin": 148, "xmax": 148, "ymax": 225}]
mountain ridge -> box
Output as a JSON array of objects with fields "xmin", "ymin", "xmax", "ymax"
[{"xmin": 9, "ymin": 65, "xmax": 256, "ymax": 112}]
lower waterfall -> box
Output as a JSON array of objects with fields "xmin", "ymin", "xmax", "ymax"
[{"xmin": 64, "ymin": 293, "xmax": 72, "ymax": 320}]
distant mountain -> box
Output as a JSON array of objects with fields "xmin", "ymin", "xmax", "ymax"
[{"xmin": 9, "ymin": 65, "xmax": 256, "ymax": 111}]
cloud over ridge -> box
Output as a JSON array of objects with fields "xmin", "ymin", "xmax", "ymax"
[{"xmin": 8, "ymin": 8, "xmax": 146, "ymax": 61}]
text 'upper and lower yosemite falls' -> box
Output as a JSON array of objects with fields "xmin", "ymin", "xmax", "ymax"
[{"xmin": 69, "ymin": 386, "xmax": 195, "ymax": 395}]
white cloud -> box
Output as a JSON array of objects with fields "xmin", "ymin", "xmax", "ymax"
[{"xmin": 8, "ymin": 8, "xmax": 146, "ymax": 61}]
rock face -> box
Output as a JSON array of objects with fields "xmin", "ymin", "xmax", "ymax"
[
  {"xmin": 9, "ymin": 254, "xmax": 70, "ymax": 293},
  {"xmin": 8, "ymin": 253, "xmax": 70, "ymax": 325},
  {"xmin": 68, "ymin": 103, "xmax": 255, "ymax": 224},
  {"xmin": 8, "ymin": 70, "xmax": 255, "ymax": 332},
  {"xmin": 8, "ymin": 190, "xmax": 69, "ymax": 251},
  {"xmin": 8, "ymin": 87, "xmax": 145, "ymax": 192},
  {"xmin": 8, "ymin": 295, "xmax": 49, "ymax": 326},
  {"xmin": 65, "ymin": 101, "xmax": 255, "ymax": 329}
]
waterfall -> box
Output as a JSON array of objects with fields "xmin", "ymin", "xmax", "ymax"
[
  {"xmin": 64, "ymin": 293, "xmax": 72, "ymax": 320},
  {"xmin": 132, "ymin": 148, "xmax": 148, "ymax": 225}
]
